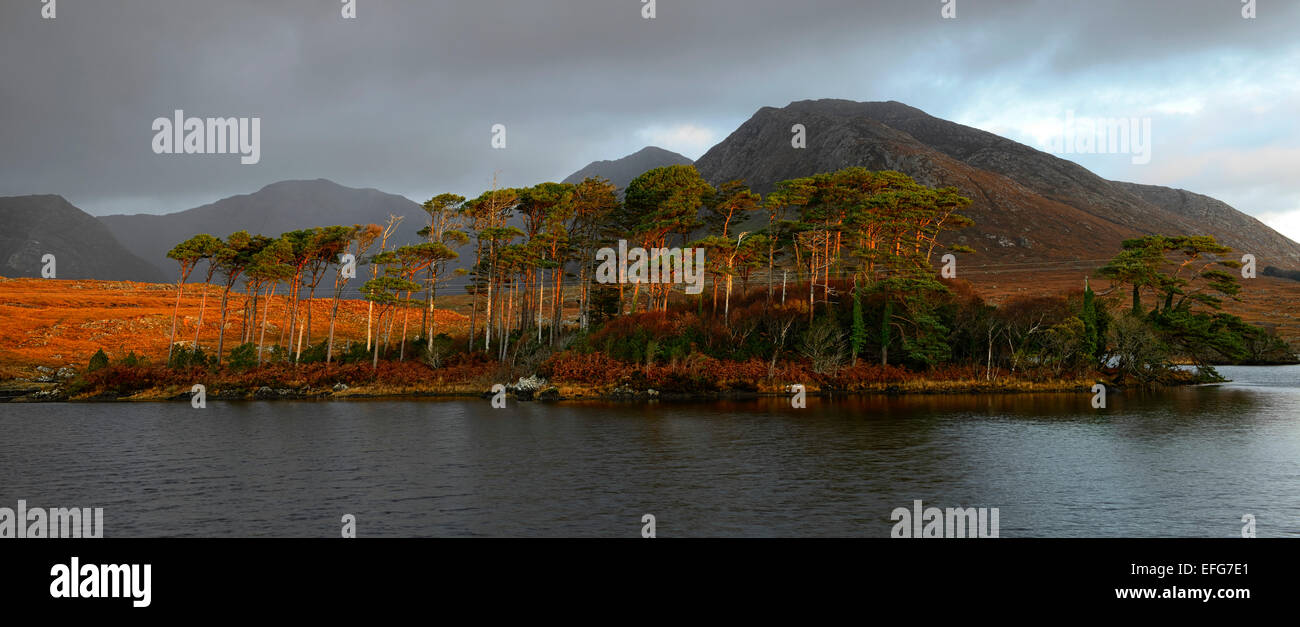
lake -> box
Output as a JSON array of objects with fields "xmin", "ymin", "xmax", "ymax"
[{"xmin": 1, "ymin": 365, "xmax": 1297, "ymax": 537}]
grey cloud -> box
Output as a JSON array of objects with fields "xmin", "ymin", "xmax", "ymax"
[{"xmin": 1, "ymin": 0, "xmax": 1296, "ymax": 217}]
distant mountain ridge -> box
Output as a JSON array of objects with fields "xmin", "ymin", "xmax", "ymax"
[
  {"xmin": 4, "ymin": 100, "xmax": 1296, "ymax": 285},
  {"xmin": 562, "ymin": 146, "xmax": 694, "ymax": 190},
  {"xmin": 0, "ymin": 194, "xmax": 164, "ymax": 282},
  {"xmin": 100, "ymin": 179, "xmax": 431, "ymax": 281}
]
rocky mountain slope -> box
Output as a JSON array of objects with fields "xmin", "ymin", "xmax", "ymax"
[
  {"xmin": 0, "ymin": 195, "xmax": 165, "ymax": 282},
  {"xmin": 693, "ymin": 99, "xmax": 1300, "ymax": 267}
]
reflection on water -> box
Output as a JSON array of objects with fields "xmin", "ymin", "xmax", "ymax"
[{"xmin": 1, "ymin": 365, "xmax": 1297, "ymax": 537}]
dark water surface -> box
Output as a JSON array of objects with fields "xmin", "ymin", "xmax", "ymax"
[{"xmin": 2, "ymin": 365, "xmax": 1298, "ymax": 537}]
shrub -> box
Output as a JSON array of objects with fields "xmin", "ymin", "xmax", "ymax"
[
  {"xmin": 168, "ymin": 344, "xmax": 213, "ymax": 369},
  {"xmin": 800, "ymin": 317, "xmax": 844, "ymax": 374},
  {"xmin": 421, "ymin": 333, "xmax": 456, "ymax": 368},
  {"xmin": 296, "ymin": 340, "xmax": 328, "ymax": 364},
  {"xmin": 226, "ymin": 343, "xmax": 258, "ymax": 371},
  {"xmin": 541, "ymin": 351, "xmax": 625, "ymax": 385},
  {"xmin": 118, "ymin": 350, "xmax": 145, "ymax": 368},
  {"xmin": 88, "ymin": 348, "xmax": 109, "ymax": 372},
  {"xmin": 336, "ymin": 340, "xmax": 371, "ymax": 365}
]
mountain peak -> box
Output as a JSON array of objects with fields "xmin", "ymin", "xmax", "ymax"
[
  {"xmin": 694, "ymin": 98, "xmax": 1300, "ymax": 266},
  {"xmin": 99, "ymin": 179, "xmax": 426, "ymax": 280},
  {"xmin": 562, "ymin": 146, "xmax": 694, "ymax": 188}
]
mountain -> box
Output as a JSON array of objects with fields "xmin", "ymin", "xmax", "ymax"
[
  {"xmin": 100, "ymin": 179, "xmax": 431, "ymax": 281},
  {"xmin": 1107, "ymin": 181, "xmax": 1300, "ymax": 265},
  {"xmin": 0, "ymin": 195, "xmax": 165, "ymax": 282},
  {"xmin": 693, "ymin": 99, "xmax": 1300, "ymax": 267},
  {"xmin": 14, "ymin": 101, "xmax": 1297, "ymax": 284},
  {"xmin": 563, "ymin": 146, "xmax": 694, "ymax": 190}
]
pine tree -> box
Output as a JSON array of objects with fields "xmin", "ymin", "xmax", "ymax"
[
  {"xmin": 880, "ymin": 299, "xmax": 893, "ymax": 366},
  {"xmin": 1081, "ymin": 278, "xmax": 1099, "ymax": 366},
  {"xmin": 850, "ymin": 284, "xmax": 866, "ymax": 365}
]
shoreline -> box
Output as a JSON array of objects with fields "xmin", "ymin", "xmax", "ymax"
[{"xmin": 0, "ymin": 376, "xmax": 1184, "ymax": 404}]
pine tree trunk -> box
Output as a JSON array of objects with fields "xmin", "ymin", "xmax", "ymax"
[{"xmin": 168, "ymin": 279, "xmax": 184, "ymax": 364}]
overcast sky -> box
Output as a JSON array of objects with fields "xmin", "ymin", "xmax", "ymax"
[{"xmin": 2, "ymin": 0, "xmax": 1298, "ymax": 241}]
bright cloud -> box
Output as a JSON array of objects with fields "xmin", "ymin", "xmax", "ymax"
[
  {"xmin": 634, "ymin": 124, "xmax": 720, "ymax": 160},
  {"xmin": 1259, "ymin": 209, "xmax": 1300, "ymax": 245}
]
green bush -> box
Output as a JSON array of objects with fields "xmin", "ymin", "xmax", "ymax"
[
  {"xmin": 296, "ymin": 340, "xmax": 329, "ymax": 364},
  {"xmin": 227, "ymin": 343, "xmax": 258, "ymax": 370},
  {"xmin": 168, "ymin": 344, "xmax": 213, "ymax": 369},
  {"xmin": 88, "ymin": 348, "xmax": 109, "ymax": 372},
  {"xmin": 337, "ymin": 340, "xmax": 371, "ymax": 364}
]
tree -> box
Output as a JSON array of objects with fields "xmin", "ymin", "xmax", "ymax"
[
  {"xmin": 1098, "ymin": 235, "xmax": 1239, "ymax": 316},
  {"xmin": 213, "ymin": 231, "xmax": 259, "ymax": 363},
  {"xmin": 723, "ymin": 232, "xmax": 750, "ymax": 321},
  {"xmin": 704, "ymin": 180, "xmax": 760, "ymax": 239},
  {"xmin": 623, "ymin": 165, "xmax": 713, "ymax": 313},
  {"xmin": 329, "ymin": 223, "xmax": 377, "ymax": 361},
  {"xmin": 517, "ymin": 182, "xmax": 575, "ymax": 342},
  {"xmin": 418, "ymin": 195, "xmax": 468, "ymax": 351},
  {"xmin": 851, "ymin": 282, "xmax": 866, "ymax": 366},
  {"xmin": 801, "ymin": 317, "xmax": 845, "ymax": 374},
  {"xmin": 277, "ymin": 229, "xmax": 316, "ymax": 360},
  {"xmin": 1110, "ymin": 313, "xmax": 1168, "ymax": 384},
  {"xmin": 462, "ymin": 183, "xmax": 518, "ymax": 352},
  {"xmin": 165, "ymin": 234, "xmax": 219, "ymax": 365},
  {"xmin": 361, "ymin": 267, "xmax": 419, "ymax": 369},
  {"xmin": 187, "ymin": 235, "xmax": 225, "ymax": 352},
  {"xmin": 318, "ymin": 225, "xmax": 359, "ymax": 364},
  {"xmin": 569, "ymin": 177, "xmax": 619, "ymax": 329},
  {"xmin": 1081, "ymin": 278, "xmax": 1101, "ymax": 367},
  {"xmin": 1097, "ymin": 235, "xmax": 1247, "ymax": 377},
  {"xmin": 879, "ymin": 298, "xmax": 894, "ymax": 366},
  {"xmin": 392, "ymin": 243, "xmax": 457, "ymax": 360},
  {"xmin": 364, "ymin": 216, "xmax": 404, "ymax": 352},
  {"xmin": 299, "ymin": 226, "xmax": 354, "ymax": 359},
  {"xmin": 476, "ymin": 224, "xmax": 524, "ymax": 354},
  {"xmin": 245, "ymin": 237, "xmax": 294, "ymax": 365}
]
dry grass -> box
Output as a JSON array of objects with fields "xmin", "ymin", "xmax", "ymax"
[
  {"xmin": 972, "ymin": 271, "xmax": 1300, "ymax": 345},
  {"xmin": 2, "ymin": 268, "xmax": 1295, "ymax": 383},
  {"xmin": 0, "ymin": 276, "xmax": 467, "ymax": 374}
]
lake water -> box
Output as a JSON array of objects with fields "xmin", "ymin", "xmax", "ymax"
[{"xmin": 2, "ymin": 365, "xmax": 1297, "ymax": 537}]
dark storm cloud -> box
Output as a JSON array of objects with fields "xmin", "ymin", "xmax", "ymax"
[{"xmin": 1, "ymin": 0, "xmax": 1297, "ymax": 229}]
